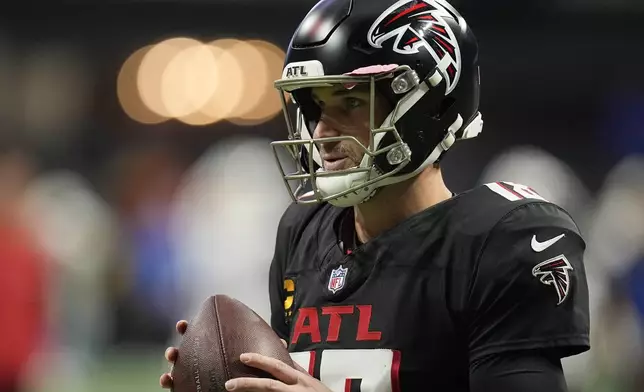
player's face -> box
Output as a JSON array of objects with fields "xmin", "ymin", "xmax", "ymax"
[{"xmin": 311, "ymin": 85, "xmax": 390, "ymax": 171}]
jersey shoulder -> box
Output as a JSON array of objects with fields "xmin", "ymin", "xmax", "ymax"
[
  {"xmin": 277, "ymin": 201, "xmax": 322, "ymax": 234},
  {"xmin": 449, "ymin": 181, "xmax": 580, "ymax": 238},
  {"xmin": 275, "ymin": 201, "xmax": 341, "ymax": 267},
  {"xmin": 462, "ymin": 183, "xmax": 590, "ymax": 359},
  {"xmin": 276, "ymin": 201, "xmax": 328, "ymax": 247}
]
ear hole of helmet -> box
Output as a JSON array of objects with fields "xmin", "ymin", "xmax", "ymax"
[{"xmin": 373, "ymin": 78, "xmax": 456, "ymax": 176}]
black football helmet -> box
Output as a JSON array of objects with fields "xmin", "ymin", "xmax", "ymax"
[{"xmin": 271, "ymin": 0, "xmax": 483, "ymax": 207}]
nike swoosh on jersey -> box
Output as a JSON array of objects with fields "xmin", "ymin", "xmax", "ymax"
[{"xmin": 531, "ymin": 233, "xmax": 566, "ymax": 252}]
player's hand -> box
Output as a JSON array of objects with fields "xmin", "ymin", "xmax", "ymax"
[
  {"xmin": 159, "ymin": 320, "xmax": 188, "ymax": 389},
  {"xmin": 224, "ymin": 352, "xmax": 331, "ymax": 392}
]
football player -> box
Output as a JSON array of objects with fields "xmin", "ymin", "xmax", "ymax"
[{"xmin": 160, "ymin": 0, "xmax": 590, "ymax": 391}]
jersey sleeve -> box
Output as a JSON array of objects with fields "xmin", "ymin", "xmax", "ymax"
[
  {"xmin": 467, "ymin": 202, "xmax": 590, "ymax": 362},
  {"xmin": 269, "ymin": 252, "xmax": 289, "ymax": 341},
  {"xmin": 470, "ymin": 351, "xmax": 568, "ymax": 392}
]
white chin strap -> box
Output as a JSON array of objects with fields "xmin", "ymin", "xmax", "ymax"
[{"xmin": 315, "ymin": 169, "xmax": 377, "ymax": 208}]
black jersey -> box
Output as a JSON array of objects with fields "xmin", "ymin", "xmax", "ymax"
[{"xmin": 268, "ymin": 182, "xmax": 590, "ymax": 392}]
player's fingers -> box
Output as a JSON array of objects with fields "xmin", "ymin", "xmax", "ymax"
[
  {"xmin": 238, "ymin": 353, "xmax": 302, "ymax": 385},
  {"xmin": 277, "ymin": 340, "xmax": 308, "ymax": 374},
  {"xmin": 225, "ymin": 377, "xmax": 289, "ymax": 391},
  {"xmin": 176, "ymin": 320, "xmax": 188, "ymax": 335},
  {"xmin": 292, "ymin": 360, "xmax": 308, "ymax": 374},
  {"xmin": 165, "ymin": 347, "xmax": 179, "ymax": 363},
  {"xmin": 159, "ymin": 373, "xmax": 173, "ymax": 388}
]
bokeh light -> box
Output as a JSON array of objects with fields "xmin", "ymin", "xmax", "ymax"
[
  {"xmin": 117, "ymin": 45, "xmax": 168, "ymax": 124},
  {"xmin": 137, "ymin": 37, "xmax": 202, "ymax": 118},
  {"xmin": 161, "ymin": 42, "xmax": 219, "ymax": 120},
  {"xmin": 228, "ymin": 40, "xmax": 286, "ymax": 126},
  {"xmin": 117, "ymin": 37, "xmax": 286, "ymax": 127}
]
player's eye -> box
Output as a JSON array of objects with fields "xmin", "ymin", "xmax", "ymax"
[{"xmin": 343, "ymin": 97, "xmax": 365, "ymax": 111}]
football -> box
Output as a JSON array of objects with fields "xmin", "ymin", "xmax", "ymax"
[{"xmin": 171, "ymin": 295, "xmax": 294, "ymax": 392}]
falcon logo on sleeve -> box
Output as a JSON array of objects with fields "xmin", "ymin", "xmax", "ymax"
[{"xmin": 532, "ymin": 255, "xmax": 574, "ymax": 306}]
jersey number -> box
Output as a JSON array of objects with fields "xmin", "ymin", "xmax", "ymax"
[
  {"xmin": 291, "ymin": 349, "xmax": 401, "ymax": 392},
  {"xmin": 485, "ymin": 181, "xmax": 548, "ymax": 202}
]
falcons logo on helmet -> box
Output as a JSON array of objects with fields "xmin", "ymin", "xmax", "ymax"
[
  {"xmin": 367, "ymin": 0, "xmax": 462, "ymax": 93},
  {"xmin": 532, "ymin": 255, "xmax": 574, "ymax": 306}
]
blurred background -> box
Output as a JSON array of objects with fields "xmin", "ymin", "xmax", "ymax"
[{"xmin": 0, "ymin": 1, "xmax": 643, "ymax": 392}]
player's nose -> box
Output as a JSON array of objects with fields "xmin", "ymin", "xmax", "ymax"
[{"xmin": 312, "ymin": 117, "xmax": 340, "ymax": 139}]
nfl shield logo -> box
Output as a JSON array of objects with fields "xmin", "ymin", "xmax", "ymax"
[{"xmin": 328, "ymin": 266, "xmax": 348, "ymax": 293}]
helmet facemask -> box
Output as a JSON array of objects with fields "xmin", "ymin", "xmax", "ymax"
[{"xmin": 271, "ymin": 66, "xmax": 419, "ymax": 207}]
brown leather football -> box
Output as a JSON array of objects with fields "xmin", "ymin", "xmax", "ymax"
[{"xmin": 171, "ymin": 295, "xmax": 294, "ymax": 392}]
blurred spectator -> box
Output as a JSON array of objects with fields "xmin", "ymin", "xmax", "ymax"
[
  {"xmin": 626, "ymin": 258, "xmax": 644, "ymax": 336},
  {"xmin": 0, "ymin": 148, "xmax": 47, "ymax": 392},
  {"xmin": 171, "ymin": 137, "xmax": 291, "ymax": 326},
  {"xmin": 106, "ymin": 143, "xmax": 185, "ymax": 347},
  {"xmin": 584, "ymin": 155, "xmax": 644, "ymax": 392},
  {"xmin": 626, "ymin": 257, "xmax": 644, "ymax": 391},
  {"xmin": 21, "ymin": 170, "xmax": 117, "ymax": 391}
]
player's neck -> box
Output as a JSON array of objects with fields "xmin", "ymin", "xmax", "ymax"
[{"xmin": 353, "ymin": 167, "xmax": 452, "ymax": 244}]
